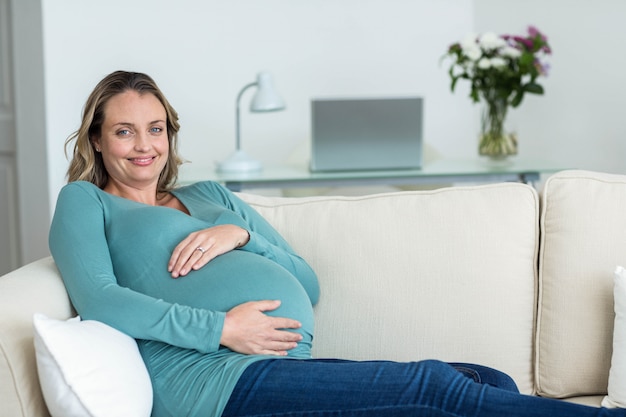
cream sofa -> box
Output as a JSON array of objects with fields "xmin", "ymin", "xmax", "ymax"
[{"xmin": 2, "ymin": 169, "xmax": 625, "ymax": 416}]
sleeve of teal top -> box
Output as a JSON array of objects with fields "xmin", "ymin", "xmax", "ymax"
[
  {"xmin": 49, "ymin": 182, "xmax": 224, "ymax": 353},
  {"xmin": 199, "ymin": 182, "xmax": 320, "ymax": 305}
]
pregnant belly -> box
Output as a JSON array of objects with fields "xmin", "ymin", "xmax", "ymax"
[{"xmin": 122, "ymin": 250, "xmax": 315, "ymax": 357}]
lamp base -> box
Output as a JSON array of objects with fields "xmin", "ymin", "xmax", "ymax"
[{"xmin": 217, "ymin": 150, "xmax": 262, "ymax": 173}]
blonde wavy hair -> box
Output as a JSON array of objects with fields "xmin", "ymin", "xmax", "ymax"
[{"xmin": 65, "ymin": 70, "xmax": 183, "ymax": 192}]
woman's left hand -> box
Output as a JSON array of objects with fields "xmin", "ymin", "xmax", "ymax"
[{"xmin": 168, "ymin": 225, "xmax": 250, "ymax": 278}]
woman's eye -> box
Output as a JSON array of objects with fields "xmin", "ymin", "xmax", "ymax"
[
  {"xmin": 150, "ymin": 126, "xmax": 163, "ymax": 133},
  {"xmin": 117, "ymin": 129, "xmax": 131, "ymax": 136}
]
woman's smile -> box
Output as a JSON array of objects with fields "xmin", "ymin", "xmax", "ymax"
[{"xmin": 128, "ymin": 156, "xmax": 158, "ymax": 166}]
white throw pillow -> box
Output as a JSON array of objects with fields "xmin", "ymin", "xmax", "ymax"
[
  {"xmin": 602, "ymin": 266, "xmax": 626, "ymax": 408},
  {"xmin": 32, "ymin": 314, "xmax": 153, "ymax": 417}
]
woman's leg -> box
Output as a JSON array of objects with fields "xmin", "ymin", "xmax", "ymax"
[
  {"xmin": 222, "ymin": 359, "xmax": 621, "ymax": 417},
  {"xmin": 447, "ymin": 362, "xmax": 519, "ymax": 392}
]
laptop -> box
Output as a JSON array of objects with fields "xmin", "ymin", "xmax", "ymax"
[{"xmin": 310, "ymin": 96, "xmax": 423, "ymax": 172}]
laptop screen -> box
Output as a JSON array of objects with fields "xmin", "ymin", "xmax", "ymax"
[{"xmin": 310, "ymin": 97, "xmax": 423, "ymax": 172}]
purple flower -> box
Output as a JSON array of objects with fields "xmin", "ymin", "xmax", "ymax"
[
  {"xmin": 528, "ymin": 25, "xmax": 541, "ymax": 37},
  {"xmin": 541, "ymin": 43, "xmax": 552, "ymax": 55},
  {"xmin": 528, "ymin": 25, "xmax": 551, "ymax": 54},
  {"xmin": 535, "ymin": 60, "xmax": 551, "ymax": 76},
  {"xmin": 528, "ymin": 25, "xmax": 547, "ymax": 41}
]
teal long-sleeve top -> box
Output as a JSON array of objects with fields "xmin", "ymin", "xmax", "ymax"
[{"xmin": 48, "ymin": 180, "xmax": 320, "ymax": 417}]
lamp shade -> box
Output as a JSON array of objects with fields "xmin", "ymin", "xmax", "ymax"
[{"xmin": 249, "ymin": 72, "xmax": 286, "ymax": 112}]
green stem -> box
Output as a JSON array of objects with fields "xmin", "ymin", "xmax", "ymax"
[{"xmin": 479, "ymin": 98, "xmax": 517, "ymax": 158}]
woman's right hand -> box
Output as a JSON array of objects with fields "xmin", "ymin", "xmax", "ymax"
[{"xmin": 220, "ymin": 300, "xmax": 303, "ymax": 356}]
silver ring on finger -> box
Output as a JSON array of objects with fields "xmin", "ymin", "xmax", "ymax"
[{"xmin": 196, "ymin": 246, "xmax": 206, "ymax": 254}]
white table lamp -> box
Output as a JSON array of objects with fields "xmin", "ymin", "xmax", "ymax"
[{"xmin": 217, "ymin": 71, "xmax": 286, "ymax": 173}]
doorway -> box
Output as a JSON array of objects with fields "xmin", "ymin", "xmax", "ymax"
[{"xmin": 0, "ymin": 0, "xmax": 20, "ymax": 275}]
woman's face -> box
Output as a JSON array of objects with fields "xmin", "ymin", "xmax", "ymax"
[{"xmin": 94, "ymin": 90, "xmax": 169, "ymax": 191}]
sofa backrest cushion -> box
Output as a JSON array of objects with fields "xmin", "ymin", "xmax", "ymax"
[
  {"xmin": 537, "ymin": 170, "xmax": 626, "ymax": 398},
  {"xmin": 240, "ymin": 182, "xmax": 539, "ymax": 394}
]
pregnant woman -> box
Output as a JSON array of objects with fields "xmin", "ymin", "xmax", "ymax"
[{"xmin": 49, "ymin": 70, "xmax": 624, "ymax": 417}]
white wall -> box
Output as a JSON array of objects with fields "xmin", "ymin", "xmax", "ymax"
[
  {"xmin": 17, "ymin": 0, "xmax": 626, "ymax": 264},
  {"xmin": 41, "ymin": 0, "xmax": 476, "ymax": 209},
  {"xmin": 474, "ymin": 0, "xmax": 626, "ymax": 174}
]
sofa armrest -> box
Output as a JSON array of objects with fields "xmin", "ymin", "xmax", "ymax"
[{"xmin": 0, "ymin": 257, "xmax": 74, "ymax": 417}]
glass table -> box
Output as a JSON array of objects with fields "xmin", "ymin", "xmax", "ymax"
[{"xmin": 178, "ymin": 158, "xmax": 565, "ymax": 192}]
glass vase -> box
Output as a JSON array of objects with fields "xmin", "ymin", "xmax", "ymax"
[{"xmin": 479, "ymin": 99, "xmax": 518, "ymax": 160}]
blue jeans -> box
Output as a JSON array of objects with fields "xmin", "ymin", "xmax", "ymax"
[
  {"xmin": 446, "ymin": 362, "xmax": 518, "ymax": 392},
  {"xmin": 222, "ymin": 359, "xmax": 620, "ymax": 417}
]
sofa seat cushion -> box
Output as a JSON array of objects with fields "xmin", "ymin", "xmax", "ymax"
[
  {"xmin": 240, "ymin": 182, "xmax": 539, "ymax": 394},
  {"xmin": 537, "ymin": 170, "xmax": 626, "ymax": 398},
  {"xmin": 563, "ymin": 395, "xmax": 604, "ymax": 407}
]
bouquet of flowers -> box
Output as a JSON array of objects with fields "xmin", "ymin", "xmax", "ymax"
[{"xmin": 443, "ymin": 26, "xmax": 551, "ymax": 158}]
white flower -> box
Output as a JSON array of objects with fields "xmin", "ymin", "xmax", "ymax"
[
  {"xmin": 477, "ymin": 58, "xmax": 492, "ymax": 69},
  {"xmin": 460, "ymin": 61, "xmax": 474, "ymax": 73},
  {"xmin": 463, "ymin": 44, "xmax": 482, "ymax": 61},
  {"xmin": 460, "ymin": 33, "xmax": 478, "ymax": 49},
  {"xmin": 490, "ymin": 57, "xmax": 507, "ymax": 68},
  {"xmin": 479, "ymin": 32, "xmax": 506, "ymax": 50},
  {"xmin": 501, "ymin": 46, "xmax": 522, "ymax": 59}
]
